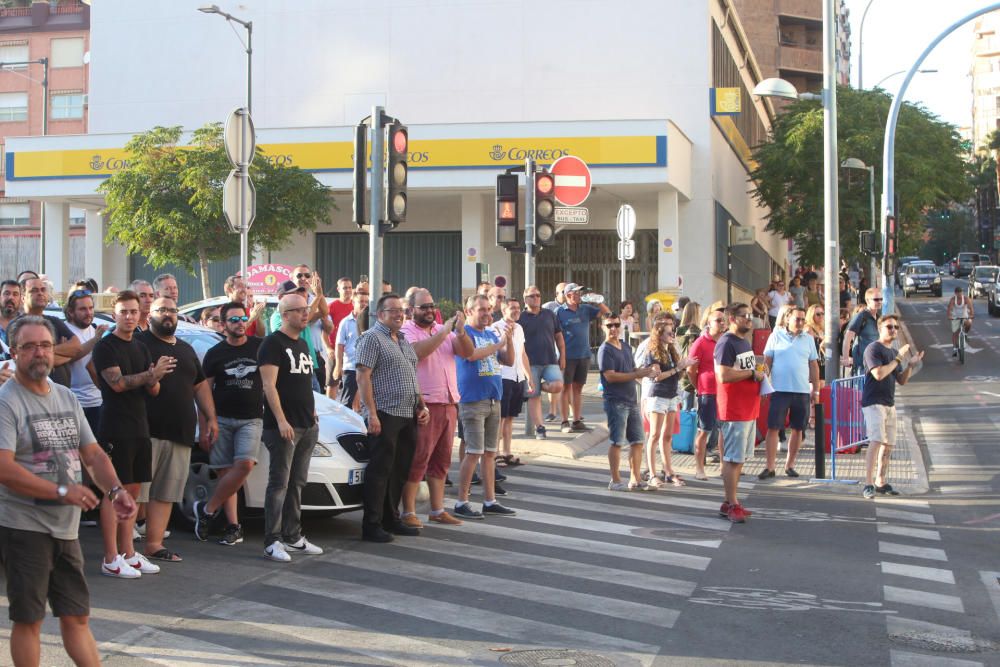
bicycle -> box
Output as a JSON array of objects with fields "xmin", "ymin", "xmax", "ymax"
[{"xmin": 953, "ymin": 317, "xmax": 968, "ymax": 365}]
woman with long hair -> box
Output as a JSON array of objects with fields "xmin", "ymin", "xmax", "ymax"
[
  {"xmin": 639, "ymin": 317, "xmax": 692, "ymax": 488},
  {"xmin": 619, "ymin": 300, "xmax": 636, "ymax": 340},
  {"xmin": 750, "ymin": 289, "xmax": 770, "ymax": 329}
]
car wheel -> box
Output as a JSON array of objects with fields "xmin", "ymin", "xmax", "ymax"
[
  {"xmin": 933, "ymin": 290, "xmax": 942, "ymax": 298},
  {"xmin": 176, "ymin": 461, "xmax": 218, "ymax": 531}
]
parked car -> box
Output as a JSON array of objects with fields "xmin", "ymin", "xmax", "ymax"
[
  {"xmin": 986, "ymin": 275, "xmax": 1000, "ymax": 316},
  {"xmin": 968, "ymin": 265, "xmax": 999, "ymax": 299},
  {"xmin": 955, "ymin": 252, "xmax": 979, "ymax": 278},
  {"xmin": 979, "ymin": 254, "xmax": 991, "ymax": 266},
  {"xmin": 901, "ymin": 263, "xmax": 942, "ymax": 298}
]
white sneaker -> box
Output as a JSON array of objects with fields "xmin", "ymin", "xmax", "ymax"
[
  {"xmin": 124, "ymin": 552, "xmax": 160, "ymax": 575},
  {"xmin": 646, "ymin": 477, "xmax": 663, "ymax": 489},
  {"xmin": 135, "ymin": 523, "xmax": 170, "ymax": 539},
  {"xmin": 133, "ymin": 526, "xmax": 141, "ymax": 541},
  {"xmin": 284, "ymin": 536, "xmax": 323, "ymax": 555},
  {"xmin": 264, "ymin": 540, "xmax": 292, "ymax": 562},
  {"xmin": 101, "ymin": 554, "xmax": 141, "ymax": 579}
]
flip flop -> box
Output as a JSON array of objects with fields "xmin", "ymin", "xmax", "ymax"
[
  {"xmin": 148, "ymin": 548, "xmax": 183, "ymax": 562},
  {"xmin": 694, "ymin": 472, "xmax": 709, "ymax": 481},
  {"xmin": 666, "ymin": 475, "xmax": 687, "ymax": 487},
  {"xmin": 506, "ymin": 456, "xmax": 523, "ymax": 467}
]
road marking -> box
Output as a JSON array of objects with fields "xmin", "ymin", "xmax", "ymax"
[
  {"xmin": 979, "ymin": 391, "xmax": 1000, "ymax": 398},
  {"xmin": 200, "ymin": 597, "xmax": 476, "ymax": 666},
  {"xmin": 889, "ymin": 649, "xmax": 982, "ymax": 666},
  {"xmin": 980, "ymin": 571, "xmax": 1000, "ymax": 625},
  {"xmin": 964, "ymin": 512, "xmax": 1000, "ymax": 525},
  {"xmin": 879, "ymin": 542, "xmax": 948, "ymax": 562},
  {"xmin": 875, "ymin": 507, "xmax": 936, "ymax": 524},
  {"xmin": 883, "ymin": 585, "xmax": 965, "ymax": 613},
  {"xmin": 877, "ymin": 499, "xmax": 931, "ymax": 509},
  {"xmin": 887, "ymin": 615, "xmax": 973, "ymax": 645},
  {"xmin": 396, "ymin": 535, "xmax": 698, "ymax": 597},
  {"xmin": 512, "ymin": 471, "xmax": 735, "ymax": 512},
  {"xmin": 101, "ymin": 625, "xmax": 289, "ymax": 666},
  {"xmin": 520, "ymin": 464, "xmax": 759, "ymax": 491},
  {"xmin": 272, "ymin": 571, "xmax": 660, "ymax": 663},
  {"xmin": 881, "ymin": 561, "xmax": 956, "ymax": 584},
  {"xmin": 876, "ymin": 524, "xmax": 941, "ymax": 541},
  {"xmin": 506, "ymin": 507, "xmax": 722, "ymax": 549}
]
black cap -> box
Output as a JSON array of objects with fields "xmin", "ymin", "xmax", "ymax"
[{"xmin": 276, "ymin": 280, "xmax": 307, "ymax": 296}]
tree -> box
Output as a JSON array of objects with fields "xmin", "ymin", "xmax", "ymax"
[
  {"xmin": 99, "ymin": 124, "xmax": 332, "ymax": 298},
  {"xmin": 750, "ymin": 86, "xmax": 970, "ymax": 268}
]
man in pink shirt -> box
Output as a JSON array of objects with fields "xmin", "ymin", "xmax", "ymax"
[
  {"xmin": 400, "ymin": 289, "xmax": 473, "ymax": 526},
  {"xmin": 687, "ymin": 308, "xmax": 726, "ymax": 480}
]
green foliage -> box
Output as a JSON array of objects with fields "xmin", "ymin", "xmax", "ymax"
[
  {"xmin": 750, "ymin": 86, "xmax": 970, "ymax": 267},
  {"xmin": 436, "ymin": 298, "xmax": 463, "ymax": 321},
  {"xmin": 99, "ymin": 124, "xmax": 332, "ymax": 297}
]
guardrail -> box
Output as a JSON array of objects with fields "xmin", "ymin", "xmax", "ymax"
[{"xmin": 827, "ymin": 374, "xmax": 868, "ymax": 481}]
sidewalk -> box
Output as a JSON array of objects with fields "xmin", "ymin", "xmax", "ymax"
[{"xmin": 503, "ymin": 371, "xmax": 928, "ymax": 495}]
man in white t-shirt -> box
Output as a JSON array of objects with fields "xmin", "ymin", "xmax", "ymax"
[
  {"xmin": 63, "ymin": 289, "xmax": 109, "ymax": 435},
  {"xmin": 491, "ymin": 298, "xmax": 533, "ymax": 471}
]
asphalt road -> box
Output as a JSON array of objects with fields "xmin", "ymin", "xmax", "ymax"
[{"xmin": 2, "ymin": 280, "xmax": 999, "ymax": 666}]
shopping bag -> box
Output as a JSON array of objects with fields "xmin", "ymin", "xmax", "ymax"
[{"xmin": 672, "ymin": 409, "xmax": 697, "ymax": 453}]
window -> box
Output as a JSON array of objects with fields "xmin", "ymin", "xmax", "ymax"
[
  {"xmin": 50, "ymin": 37, "xmax": 84, "ymax": 68},
  {"xmin": 0, "ymin": 43, "xmax": 29, "ymax": 69},
  {"xmin": 0, "ymin": 92, "xmax": 27, "ymax": 122},
  {"xmin": 69, "ymin": 207, "xmax": 85, "ymax": 226},
  {"xmin": 0, "ymin": 203, "xmax": 31, "ymax": 226},
  {"xmin": 51, "ymin": 93, "xmax": 84, "ymax": 119}
]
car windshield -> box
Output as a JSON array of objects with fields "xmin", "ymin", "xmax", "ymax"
[
  {"xmin": 973, "ymin": 267, "xmax": 998, "ymax": 279},
  {"xmin": 958, "ymin": 253, "xmax": 977, "ymax": 262},
  {"xmin": 907, "ymin": 265, "xmax": 934, "ymax": 274}
]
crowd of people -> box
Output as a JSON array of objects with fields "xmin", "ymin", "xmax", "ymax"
[{"xmin": 0, "ymin": 263, "xmax": 923, "ymax": 665}]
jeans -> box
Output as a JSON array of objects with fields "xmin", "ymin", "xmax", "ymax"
[
  {"xmin": 262, "ymin": 424, "xmax": 318, "ymax": 546},
  {"xmin": 362, "ymin": 411, "xmax": 417, "ymax": 532}
]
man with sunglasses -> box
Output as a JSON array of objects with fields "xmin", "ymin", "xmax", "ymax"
[
  {"xmin": 861, "ymin": 315, "xmax": 923, "ymax": 499},
  {"xmin": 842, "ymin": 288, "xmax": 882, "ymax": 374},
  {"xmin": 194, "ymin": 302, "xmax": 264, "ymax": 546}
]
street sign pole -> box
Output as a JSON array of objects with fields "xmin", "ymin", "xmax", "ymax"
[
  {"xmin": 525, "ymin": 157, "xmax": 536, "ymax": 291},
  {"xmin": 616, "ymin": 204, "xmax": 636, "ymax": 309},
  {"xmin": 224, "ymin": 107, "xmax": 256, "ymax": 279},
  {"xmin": 239, "ymin": 109, "xmax": 249, "ymax": 277},
  {"xmin": 369, "ymin": 106, "xmax": 385, "ymax": 324}
]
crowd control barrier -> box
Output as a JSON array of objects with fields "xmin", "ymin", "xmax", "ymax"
[{"xmin": 823, "ymin": 374, "xmax": 868, "ymax": 482}]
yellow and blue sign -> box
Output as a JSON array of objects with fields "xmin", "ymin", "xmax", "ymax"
[{"xmin": 710, "ymin": 87, "xmax": 742, "ymax": 116}]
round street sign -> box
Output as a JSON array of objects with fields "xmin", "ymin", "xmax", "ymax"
[
  {"xmin": 616, "ymin": 204, "xmax": 636, "ymax": 241},
  {"xmin": 550, "ymin": 155, "xmax": 592, "ymax": 207},
  {"xmin": 224, "ymin": 107, "xmax": 255, "ymax": 167}
]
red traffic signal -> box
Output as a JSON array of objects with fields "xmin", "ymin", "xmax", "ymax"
[{"xmin": 384, "ymin": 122, "xmax": 408, "ymax": 225}]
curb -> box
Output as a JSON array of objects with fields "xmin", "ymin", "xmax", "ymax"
[
  {"xmin": 899, "ymin": 411, "xmax": 930, "ymax": 495},
  {"xmin": 509, "ymin": 425, "xmax": 610, "ymax": 460}
]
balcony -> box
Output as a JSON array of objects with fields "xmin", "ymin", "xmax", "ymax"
[
  {"xmin": 779, "ymin": 45, "xmax": 823, "ymax": 76},
  {"xmin": 0, "ymin": 1, "xmax": 89, "ymax": 33},
  {"xmin": 778, "ymin": 0, "xmax": 821, "ymax": 24}
]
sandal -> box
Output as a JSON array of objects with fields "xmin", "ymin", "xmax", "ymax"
[
  {"xmin": 506, "ymin": 456, "xmax": 522, "ymax": 467},
  {"xmin": 666, "ymin": 474, "xmax": 686, "ymax": 487},
  {"xmin": 694, "ymin": 472, "xmax": 709, "ymax": 481},
  {"xmin": 496, "ymin": 457, "xmax": 509, "ymax": 468},
  {"xmin": 147, "ymin": 548, "xmax": 183, "ymax": 562}
]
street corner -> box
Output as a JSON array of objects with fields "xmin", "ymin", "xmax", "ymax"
[{"xmin": 510, "ymin": 424, "xmax": 611, "ymax": 460}]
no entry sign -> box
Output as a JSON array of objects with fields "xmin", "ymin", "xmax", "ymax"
[{"xmin": 550, "ymin": 155, "xmax": 592, "ymax": 207}]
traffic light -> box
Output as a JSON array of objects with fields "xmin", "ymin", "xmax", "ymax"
[
  {"xmin": 534, "ymin": 169, "xmax": 556, "ymax": 246},
  {"xmin": 495, "ymin": 174, "xmax": 518, "ymax": 247},
  {"xmin": 859, "ymin": 230, "xmax": 880, "ymax": 255},
  {"xmin": 352, "ymin": 122, "xmax": 367, "ymax": 228},
  {"xmin": 885, "ymin": 214, "xmax": 897, "ymax": 274},
  {"xmin": 384, "ymin": 121, "xmax": 408, "ymax": 226}
]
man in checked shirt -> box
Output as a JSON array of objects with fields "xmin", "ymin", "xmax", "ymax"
[{"xmin": 355, "ymin": 293, "xmax": 431, "ymax": 543}]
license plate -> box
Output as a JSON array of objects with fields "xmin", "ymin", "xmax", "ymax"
[
  {"xmin": 349, "ymin": 468, "xmax": 365, "ymax": 485},
  {"xmin": 918, "ymin": 281, "xmax": 928, "ymax": 286}
]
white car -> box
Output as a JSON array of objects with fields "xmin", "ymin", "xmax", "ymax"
[{"xmin": 968, "ymin": 265, "xmax": 999, "ymax": 299}]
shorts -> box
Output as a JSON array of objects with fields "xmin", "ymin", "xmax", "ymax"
[
  {"xmin": 646, "ymin": 395, "xmax": 681, "ymax": 414},
  {"xmin": 103, "ymin": 437, "xmax": 152, "ymax": 486},
  {"xmin": 950, "ymin": 318, "xmax": 971, "ymax": 334},
  {"xmin": 0, "ymin": 527, "xmax": 89, "ymax": 623},
  {"xmin": 604, "ymin": 398, "xmax": 644, "ymax": 446},
  {"xmin": 500, "ymin": 379, "xmax": 526, "ymax": 418},
  {"xmin": 720, "ymin": 420, "xmax": 756, "ymax": 464},
  {"xmin": 339, "ymin": 369, "xmax": 358, "ymax": 407},
  {"xmin": 767, "ymin": 391, "xmax": 810, "ymax": 431},
  {"xmin": 862, "ymin": 404, "xmax": 897, "ymax": 445},
  {"xmin": 563, "ymin": 357, "xmax": 589, "ymax": 385},
  {"xmin": 697, "ymin": 394, "xmax": 718, "ymax": 432},
  {"xmin": 527, "ymin": 364, "xmax": 562, "ymax": 397},
  {"xmin": 458, "ymin": 399, "xmax": 500, "ymax": 455},
  {"xmin": 408, "ymin": 403, "xmax": 457, "ymax": 482},
  {"xmin": 148, "ymin": 438, "xmax": 192, "ymax": 503},
  {"xmin": 210, "ymin": 416, "xmax": 263, "ymax": 469}
]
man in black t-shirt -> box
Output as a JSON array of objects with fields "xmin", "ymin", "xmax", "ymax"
[
  {"xmin": 22, "ymin": 277, "xmax": 81, "ymax": 388},
  {"xmin": 258, "ymin": 293, "xmax": 322, "ymax": 563},
  {"xmin": 194, "ymin": 301, "xmax": 263, "ymax": 546},
  {"xmin": 91, "ymin": 290, "xmax": 175, "ymax": 578},
  {"xmin": 135, "ymin": 298, "xmax": 215, "ymax": 563}
]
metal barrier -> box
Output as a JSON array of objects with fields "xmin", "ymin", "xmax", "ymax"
[{"xmin": 827, "ymin": 374, "xmax": 869, "ymax": 481}]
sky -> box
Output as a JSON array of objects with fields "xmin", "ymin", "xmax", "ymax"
[{"xmin": 843, "ymin": 0, "xmax": 996, "ymax": 130}]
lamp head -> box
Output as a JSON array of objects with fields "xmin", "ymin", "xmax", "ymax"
[
  {"xmin": 198, "ymin": 4, "xmax": 222, "ymax": 14},
  {"xmin": 841, "ymin": 158, "xmax": 869, "ymax": 170},
  {"xmin": 752, "ymin": 78, "xmax": 800, "ymax": 100}
]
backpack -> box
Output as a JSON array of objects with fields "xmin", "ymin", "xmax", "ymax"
[{"xmin": 677, "ymin": 325, "xmax": 700, "ymax": 394}]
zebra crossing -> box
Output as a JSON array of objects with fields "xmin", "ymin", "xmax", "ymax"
[{"xmin": 92, "ymin": 460, "xmax": 737, "ymax": 666}]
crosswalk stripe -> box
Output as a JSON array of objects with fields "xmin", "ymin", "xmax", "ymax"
[
  {"xmin": 889, "ymin": 649, "xmax": 983, "ymax": 666},
  {"xmin": 516, "ymin": 463, "xmax": 757, "ymax": 491},
  {"xmin": 101, "ymin": 625, "xmax": 287, "ymax": 666},
  {"xmin": 879, "ymin": 541, "xmax": 948, "ymax": 562},
  {"xmin": 271, "ymin": 571, "xmax": 660, "ymax": 663},
  {"xmin": 438, "ymin": 519, "xmax": 712, "ymax": 570},
  {"xmin": 883, "ymin": 585, "xmax": 965, "ymax": 613},
  {"xmin": 327, "ymin": 550, "xmax": 680, "ymax": 629},
  {"xmin": 881, "ymin": 561, "xmax": 956, "ymax": 584},
  {"xmin": 496, "ymin": 506, "xmax": 722, "ymax": 549},
  {"xmin": 878, "ymin": 499, "xmax": 931, "ymax": 509},
  {"xmin": 876, "ymin": 524, "xmax": 941, "ymax": 541},
  {"xmin": 509, "ymin": 472, "xmax": 733, "ymax": 512},
  {"xmin": 875, "ymin": 507, "xmax": 936, "ymax": 524},
  {"xmin": 397, "ymin": 535, "xmax": 698, "ymax": 597},
  {"xmin": 509, "ymin": 487, "xmax": 731, "ymax": 532},
  {"xmin": 200, "ymin": 596, "xmax": 477, "ymax": 665}
]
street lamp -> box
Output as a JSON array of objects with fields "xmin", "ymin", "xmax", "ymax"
[
  {"xmin": 841, "ymin": 158, "xmax": 877, "ymax": 288},
  {"xmin": 857, "ymin": 0, "xmax": 877, "ymax": 89},
  {"xmin": 199, "ymin": 4, "xmax": 253, "ymax": 277},
  {"xmin": 874, "ymin": 68, "xmax": 937, "ymax": 90}
]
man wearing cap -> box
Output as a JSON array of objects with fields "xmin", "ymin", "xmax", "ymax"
[
  {"xmin": 557, "ymin": 283, "xmax": 609, "ymax": 433},
  {"xmin": 270, "ymin": 280, "xmax": 323, "ymax": 393}
]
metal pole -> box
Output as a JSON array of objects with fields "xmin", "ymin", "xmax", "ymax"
[
  {"xmin": 868, "ymin": 166, "xmax": 877, "ymax": 288},
  {"xmin": 369, "ymin": 106, "xmax": 385, "ymax": 325},
  {"xmin": 39, "ymin": 57, "xmax": 48, "ymax": 273},
  {"xmin": 726, "ymin": 220, "xmax": 733, "ymax": 305},
  {"xmin": 813, "ymin": 401, "xmax": 826, "ymax": 479},
  {"xmin": 239, "ymin": 110, "xmax": 249, "ymax": 279},
  {"xmin": 822, "ymin": 0, "xmax": 841, "ymax": 383},
  {"xmin": 246, "ymin": 22, "xmax": 252, "ymax": 115},
  {"xmin": 857, "ymin": 0, "xmax": 876, "ymax": 89},
  {"xmin": 524, "ymin": 157, "xmax": 536, "ymax": 289}
]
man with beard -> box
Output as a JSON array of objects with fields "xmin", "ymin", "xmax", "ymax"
[
  {"xmin": 0, "ymin": 315, "xmax": 137, "ymax": 667},
  {"xmin": 194, "ymin": 302, "xmax": 263, "ymax": 546},
  {"xmin": 136, "ymin": 298, "xmax": 217, "ymax": 563},
  {"xmin": 129, "ymin": 280, "xmax": 155, "ymax": 332},
  {"xmin": 1, "ymin": 280, "xmax": 23, "ymax": 365},
  {"xmin": 63, "ymin": 289, "xmax": 110, "ymax": 435},
  {"xmin": 22, "ymin": 277, "xmax": 81, "ymax": 388},
  {"xmin": 92, "ymin": 291, "xmax": 176, "ymax": 578}
]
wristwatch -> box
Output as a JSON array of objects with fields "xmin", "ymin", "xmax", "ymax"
[
  {"xmin": 107, "ymin": 485, "xmax": 123, "ymax": 500},
  {"xmin": 56, "ymin": 484, "xmax": 68, "ymax": 499}
]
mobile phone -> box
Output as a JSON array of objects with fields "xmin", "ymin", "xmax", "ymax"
[{"xmin": 253, "ymin": 294, "xmax": 268, "ymax": 304}]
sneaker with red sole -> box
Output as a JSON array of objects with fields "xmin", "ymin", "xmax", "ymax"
[
  {"xmin": 719, "ymin": 501, "xmax": 731, "ymax": 517},
  {"xmin": 727, "ymin": 504, "xmax": 748, "ymax": 523}
]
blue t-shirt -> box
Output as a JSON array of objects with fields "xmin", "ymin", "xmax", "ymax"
[
  {"xmin": 456, "ymin": 325, "xmax": 502, "ymax": 403},
  {"xmin": 558, "ymin": 303, "xmax": 600, "ymax": 360},
  {"xmin": 598, "ymin": 340, "xmax": 637, "ymax": 404},
  {"xmin": 335, "ymin": 314, "xmax": 360, "ymax": 372},
  {"xmin": 518, "ymin": 308, "xmax": 561, "ymax": 366},
  {"xmin": 848, "ymin": 309, "xmax": 879, "ymax": 367},
  {"xmin": 763, "ymin": 328, "xmax": 818, "ymax": 394},
  {"xmin": 862, "ymin": 341, "xmax": 901, "ymax": 407}
]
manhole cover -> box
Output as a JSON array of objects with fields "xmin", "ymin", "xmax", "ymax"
[{"xmin": 498, "ymin": 649, "xmax": 617, "ymax": 666}]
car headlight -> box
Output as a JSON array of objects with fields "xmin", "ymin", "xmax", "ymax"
[
  {"xmin": 933, "ymin": 277, "xmax": 941, "ymax": 284},
  {"xmin": 905, "ymin": 277, "xmax": 914, "ymax": 285},
  {"xmin": 312, "ymin": 442, "xmax": 333, "ymax": 457}
]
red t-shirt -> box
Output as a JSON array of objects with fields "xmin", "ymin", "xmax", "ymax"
[
  {"xmin": 713, "ymin": 332, "xmax": 760, "ymax": 422},
  {"xmin": 328, "ymin": 299, "xmax": 354, "ymax": 347},
  {"xmin": 688, "ymin": 332, "xmax": 718, "ymax": 396}
]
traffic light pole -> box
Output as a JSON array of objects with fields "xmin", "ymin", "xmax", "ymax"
[
  {"xmin": 369, "ymin": 106, "xmax": 385, "ymax": 321},
  {"xmin": 524, "ymin": 158, "xmax": 536, "ymax": 289}
]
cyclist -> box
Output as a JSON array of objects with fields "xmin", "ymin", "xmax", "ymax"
[{"xmin": 946, "ymin": 286, "xmax": 973, "ymax": 358}]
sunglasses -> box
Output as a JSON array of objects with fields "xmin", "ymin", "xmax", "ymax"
[
  {"xmin": 416, "ymin": 303, "xmax": 437, "ymax": 310},
  {"xmin": 154, "ymin": 307, "xmax": 179, "ymax": 315},
  {"xmin": 605, "ymin": 322, "xmax": 622, "ymax": 328},
  {"xmin": 815, "ymin": 312, "xmax": 825, "ymax": 316},
  {"xmin": 883, "ymin": 324, "xmax": 900, "ymax": 330},
  {"xmin": 793, "ymin": 317, "xmax": 807, "ymax": 322},
  {"xmin": 871, "ymin": 298, "xmax": 883, "ymax": 302},
  {"xmin": 296, "ymin": 272, "xmax": 312, "ymax": 279},
  {"xmin": 69, "ymin": 289, "xmax": 92, "ymax": 299},
  {"xmin": 227, "ymin": 315, "xmax": 250, "ymax": 323}
]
